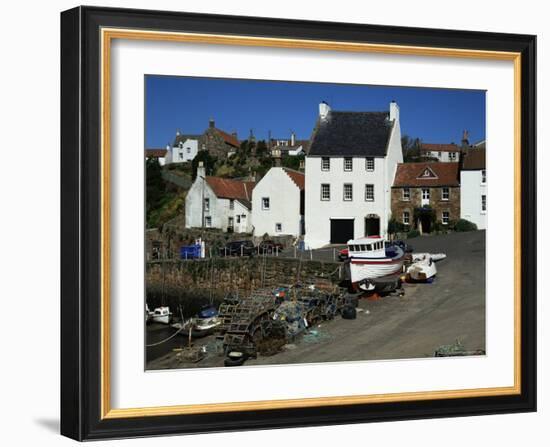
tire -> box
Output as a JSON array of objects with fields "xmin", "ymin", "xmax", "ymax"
[
  {"xmin": 224, "ymin": 351, "xmax": 247, "ymax": 367},
  {"xmin": 342, "ymin": 305, "xmax": 357, "ymax": 320}
]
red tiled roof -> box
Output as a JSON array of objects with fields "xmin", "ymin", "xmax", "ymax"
[
  {"xmin": 145, "ymin": 148, "xmax": 167, "ymax": 158},
  {"xmin": 283, "ymin": 168, "xmax": 305, "ymax": 190},
  {"xmin": 420, "ymin": 143, "xmax": 461, "ymax": 153},
  {"xmin": 205, "ymin": 177, "xmax": 255, "ymax": 200},
  {"xmin": 393, "ymin": 162, "xmax": 460, "ymax": 187},
  {"xmin": 462, "ymin": 148, "xmax": 486, "ymax": 170},
  {"xmin": 216, "ymin": 129, "xmax": 240, "ymax": 148}
]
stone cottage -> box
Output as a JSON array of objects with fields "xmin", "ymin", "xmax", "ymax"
[{"xmin": 391, "ymin": 162, "xmax": 460, "ymax": 233}]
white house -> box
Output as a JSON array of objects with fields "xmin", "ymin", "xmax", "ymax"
[
  {"xmin": 251, "ymin": 167, "xmax": 305, "ymax": 237},
  {"xmin": 304, "ymin": 101, "xmax": 403, "ymax": 249},
  {"xmin": 185, "ymin": 162, "xmax": 255, "ymax": 233},
  {"xmin": 420, "ymin": 143, "xmax": 461, "ymax": 162},
  {"xmin": 460, "ymin": 148, "xmax": 486, "ymax": 229},
  {"xmin": 145, "ymin": 148, "xmax": 168, "ymax": 166},
  {"xmin": 167, "ymin": 131, "xmax": 200, "ymax": 163}
]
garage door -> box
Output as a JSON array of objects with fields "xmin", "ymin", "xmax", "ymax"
[{"xmin": 330, "ymin": 219, "xmax": 354, "ymax": 244}]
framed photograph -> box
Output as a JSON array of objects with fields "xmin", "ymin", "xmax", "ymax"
[{"xmin": 60, "ymin": 6, "xmax": 536, "ymax": 440}]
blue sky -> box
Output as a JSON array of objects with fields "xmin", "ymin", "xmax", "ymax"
[{"xmin": 145, "ymin": 75, "xmax": 486, "ymax": 148}]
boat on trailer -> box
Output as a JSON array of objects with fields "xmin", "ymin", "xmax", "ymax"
[{"xmin": 347, "ymin": 236, "xmax": 405, "ymax": 290}]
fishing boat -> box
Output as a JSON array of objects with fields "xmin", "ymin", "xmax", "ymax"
[
  {"xmin": 150, "ymin": 306, "xmax": 172, "ymax": 324},
  {"xmin": 347, "ymin": 236, "xmax": 405, "ymax": 290},
  {"xmin": 172, "ymin": 306, "xmax": 221, "ymax": 338}
]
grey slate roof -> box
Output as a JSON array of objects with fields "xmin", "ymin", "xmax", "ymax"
[{"xmin": 308, "ymin": 111, "xmax": 393, "ymax": 157}]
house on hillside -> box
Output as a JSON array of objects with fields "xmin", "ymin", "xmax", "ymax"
[
  {"xmin": 185, "ymin": 162, "xmax": 255, "ymax": 233},
  {"xmin": 304, "ymin": 101, "xmax": 403, "ymax": 249},
  {"xmin": 145, "ymin": 148, "xmax": 168, "ymax": 166},
  {"xmin": 420, "ymin": 143, "xmax": 462, "ymax": 162},
  {"xmin": 169, "ymin": 131, "xmax": 200, "ymax": 163},
  {"xmin": 391, "ymin": 162, "xmax": 460, "ymax": 233},
  {"xmin": 270, "ymin": 132, "xmax": 310, "ymax": 157},
  {"xmin": 251, "ymin": 167, "xmax": 305, "ymax": 238},
  {"xmin": 460, "ymin": 148, "xmax": 486, "ymax": 229},
  {"xmin": 199, "ymin": 119, "xmax": 240, "ymax": 158}
]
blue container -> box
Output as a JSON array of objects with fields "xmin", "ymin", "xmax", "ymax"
[{"xmin": 180, "ymin": 244, "xmax": 201, "ymax": 259}]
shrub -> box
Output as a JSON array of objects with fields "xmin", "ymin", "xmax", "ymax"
[
  {"xmin": 387, "ymin": 217, "xmax": 405, "ymax": 235},
  {"xmin": 453, "ymin": 219, "xmax": 478, "ymax": 232},
  {"xmin": 407, "ymin": 229, "xmax": 420, "ymax": 239}
]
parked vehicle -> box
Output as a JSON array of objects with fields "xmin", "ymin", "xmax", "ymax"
[
  {"xmin": 338, "ymin": 248, "xmax": 349, "ymax": 261},
  {"xmin": 220, "ymin": 240, "xmax": 256, "ymax": 257},
  {"xmin": 258, "ymin": 240, "xmax": 284, "ymax": 254}
]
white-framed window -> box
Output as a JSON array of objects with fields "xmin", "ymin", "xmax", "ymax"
[
  {"xmin": 442, "ymin": 187, "xmax": 449, "ymax": 201},
  {"xmin": 262, "ymin": 197, "xmax": 270, "ymax": 210},
  {"xmin": 344, "ymin": 157, "xmax": 353, "ymax": 171},
  {"xmin": 204, "ymin": 216, "xmax": 212, "ymax": 227},
  {"xmin": 438, "ymin": 151, "xmax": 442, "ymax": 158},
  {"xmin": 481, "ymin": 169, "xmax": 486, "ymax": 184},
  {"xmin": 229, "ymin": 199, "xmax": 234, "ymax": 210},
  {"xmin": 422, "ymin": 188, "xmax": 430, "ymax": 200},
  {"xmin": 449, "ymin": 152, "xmax": 457, "ymax": 161},
  {"xmin": 187, "ymin": 147, "xmax": 191, "ymax": 153},
  {"xmin": 204, "ymin": 198, "xmax": 210, "ymax": 211},
  {"xmin": 365, "ymin": 184, "xmax": 374, "ymax": 201},
  {"xmin": 179, "ymin": 153, "xmax": 184, "ymax": 160},
  {"xmin": 442, "ymin": 211, "xmax": 449, "ymax": 225},
  {"xmin": 275, "ymin": 223, "xmax": 282, "ymax": 232},
  {"xmin": 403, "ymin": 211, "xmax": 410, "ymax": 225},
  {"xmin": 365, "ymin": 157, "xmax": 375, "ymax": 171},
  {"xmin": 482, "ymin": 194, "xmax": 487, "ymax": 212},
  {"xmin": 321, "ymin": 157, "xmax": 330, "ymax": 171},
  {"xmin": 321, "ymin": 184, "xmax": 331, "ymax": 201},
  {"xmin": 228, "ymin": 217, "xmax": 234, "ymax": 228},
  {"xmin": 402, "ymin": 187, "xmax": 410, "ymax": 201},
  {"xmin": 236, "ymin": 215, "xmax": 241, "ymax": 223},
  {"xmin": 343, "ymin": 183, "xmax": 353, "ymax": 201}
]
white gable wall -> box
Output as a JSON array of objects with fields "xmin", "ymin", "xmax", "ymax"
[
  {"xmin": 460, "ymin": 170, "xmax": 487, "ymax": 229},
  {"xmin": 185, "ymin": 177, "xmax": 218, "ymax": 229},
  {"xmin": 252, "ymin": 167, "xmax": 302, "ymax": 237},
  {"xmin": 384, "ymin": 119, "xmax": 404, "ymax": 223},
  {"xmin": 169, "ymin": 138, "xmax": 198, "ymax": 163}
]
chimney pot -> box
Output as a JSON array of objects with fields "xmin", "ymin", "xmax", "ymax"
[
  {"xmin": 389, "ymin": 101, "xmax": 400, "ymax": 122},
  {"xmin": 319, "ymin": 101, "xmax": 331, "ymax": 121}
]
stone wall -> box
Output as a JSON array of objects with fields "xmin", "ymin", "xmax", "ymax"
[
  {"xmin": 146, "ymin": 257, "xmax": 341, "ymax": 317},
  {"xmin": 391, "ymin": 186, "xmax": 461, "ymax": 228}
]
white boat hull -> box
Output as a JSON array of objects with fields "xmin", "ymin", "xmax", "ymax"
[
  {"xmin": 151, "ymin": 314, "xmax": 171, "ymax": 325},
  {"xmin": 349, "ymin": 257, "xmax": 404, "ymax": 284}
]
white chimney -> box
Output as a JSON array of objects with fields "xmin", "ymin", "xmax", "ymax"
[
  {"xmin": 319, "ymin": 101, "xmax": 331, "ymax": 121},
  {"xmin": 290, "ymin": 131, "xmax": 296, "ymax": 146},
  {"xmin": 389, "ymin": 100, "xmax": 400, "ymax": 122},
  {"xmin": 197, "ymin": 161, "xmax": 206, "ymax": 179},
  {"xmin": 176, "ymin": 129, "xmax": 181, "ymax": 136}
]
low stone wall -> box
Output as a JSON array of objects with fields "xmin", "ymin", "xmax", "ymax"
[{"xmin": 146, "ymin": 257, "xmax": 341, "ymax": 317}]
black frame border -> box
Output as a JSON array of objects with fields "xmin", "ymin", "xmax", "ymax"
[{"xmin": 61, "ymin": 6, "xmax": 536, "ymax": 441}]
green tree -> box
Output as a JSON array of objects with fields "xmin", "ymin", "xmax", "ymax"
[
  {"xmin": 191, "ymin": 150, "xmax": 217, "ymax": 180},
  {"xmin": 146, "ymin": 157, "xmax": 166, "ymax": 219}
]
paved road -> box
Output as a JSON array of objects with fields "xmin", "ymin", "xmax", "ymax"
[{"xmin": 147, "ymin": 230, "xmax": 485, "ymax": 369}]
